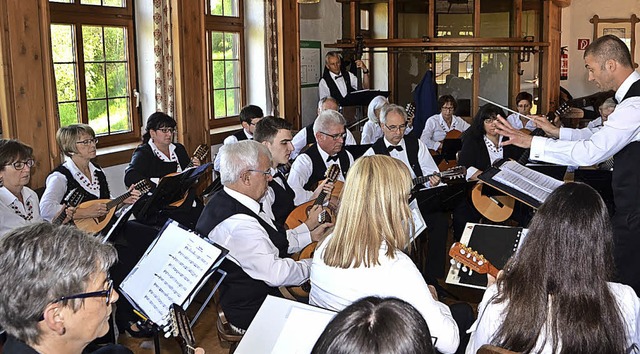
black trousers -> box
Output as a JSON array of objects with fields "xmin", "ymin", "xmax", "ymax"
[{"xmin": 612, "ymin": 210, "xmax": 640, "ymax": 296}]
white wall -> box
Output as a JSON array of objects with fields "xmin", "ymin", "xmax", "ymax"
[
  {"xmin": 300, "ymin": 1, "xmax": 343, "ymax": 126},
  {"xmin": 561, "ymin": 1, "xmax": 640, "ymax": 98},
  {"xmin": 246, "ymin": 0, "xmax": 268, "ymax": 111},
  {"xmin": 134, "ymin": 0, "xmax": 156, "ymax": 126}
]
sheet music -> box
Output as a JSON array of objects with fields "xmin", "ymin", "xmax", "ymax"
[
  {"xmin": 270, "ymin": 306, "xmax": 336, "ymax": 353},
  {"xmin": 120, "ymin": 221, "xmax": 224, "ymax": 326},
  {"xmin": 493, "ymin": 160, "xmax": 563, "ymax": 203},
  {"xmin": 408, "ymin": 198, "xmax": 426, "ymax": 244}
]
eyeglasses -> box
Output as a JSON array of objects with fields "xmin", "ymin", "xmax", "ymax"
[
  {"xmin": 54, "ymin": 278, "xmax": 114, "ymax": 305},
  {"xmin": 483, "ymin": 117, "xmax": 498, "ymax": 123},
  {"xmin": 5, "ymin": 159, "xmax": 35, "ymax": 170},
  {"xmin": 319, "ymin": 131, "xmax": 347, "ymax": 141},
  {"xmin": 76, "ymin": 138, "xmax": 99, "ymax": 146},
  {"xmin": 441, "ymin": 106, "xmax": 455, "ymax": 111},
  {"xmin": 384, "ymin": 123, "xmax": 408, "ymax": 132},
  {"xmin": 247, "ymin": 168, "xmax": 271, "ymax": 177},
  {"xmin": 248, "ymin": 119, "xmax": 262, "ymax": 126},
  {"xmin": 156, "ymin": 127, "xmax": 176, "ymax": 134}
]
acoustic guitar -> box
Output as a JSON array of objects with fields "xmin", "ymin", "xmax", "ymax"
[
  {"xmin": 75, "ymin": 179, "xmax": 152, "ymax": 234},
  {"xmin": 285, "ymin": 164, "xmax": 340, "ymax": 230},
  {"xmin": 169, "ymin": 303, "xmax": 197, "ymax": 354},
  {"xmin": 471, "ymin": 103, "xmax": 572, "ymax": 222},
  {"xmin": 52, "ymin": 188, "xmax": 84, "ymax": 225},
  {"xmin": 449, "ymin": 242, "xmax": 499, "ymax": 278},
  {"xmin": 282, "ymin": 241, "xmax": 318, "ymax": 298},
  {"xmin": 168, "ymin": 144, "xmax": 210, "ymax": 208}
]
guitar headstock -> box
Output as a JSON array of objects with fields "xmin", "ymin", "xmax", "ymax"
[
  {"xmin": 325, "ymin": 164, "xmax": 341, "ymax": 182},
  {"xmin": 193, "ymin": 144, "xmax": 209, "ymax": 162},
  {"xmin": 448, "ymin": 242, "xmax": 494, "ymax": 276},
  {"xmin": 405, "ymin": 102, "xmax": 416, "ymax": 120},
  {"xmin": 169, "ymin": 303, "xmax": 196, "ymax": 354},
  {"xmin": 135, "ymin": 179, "xmax": 153, "ymax": 195},
  {"xmin": 439, "ymin": 166, "xmax": 466, "ymax": 183},
  {"xmin": 65, "ymin": 188, "xmax": 85, "ymax": 207}
]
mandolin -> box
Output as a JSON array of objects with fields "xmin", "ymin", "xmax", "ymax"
[
  {"xmin": 168, "ymin": 303, "xmax": 197, "ymax": 354},
  {"xmin": 285, "ymin": 164, "xmax": 340, "ymax": 230},
  {"xmin": 281, "ymin": 242, "xmax": 318, "ymax": 298},
  {"xmin": 449, "ymin": 242, "xmax": 499, "ymax": 278},
  {"xmin": 52, "ymin": 188, "xmax": 84, "ymax": 225},
  {"xmin": 75, "ymin": 179, "xmax": 151, "ymax": 234},
  {"xmin": 168, "ymin": 144, "xmax": 210, "ymax": 208},
  {"xmin": 413, "ymin": 166, "xmax": 466, "ymax": 187}
]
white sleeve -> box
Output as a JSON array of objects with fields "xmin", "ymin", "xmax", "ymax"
[
  {"xmin": 39, "ymin": 172, "xmax": 67, "ymax": 222},
  {"xmin": 208, "ymin": 215, "xmax": 311, "ymax": 287},
  {"xmin": 348, "ymin": 72, "xmax": 358, "ymax": 90},
  {"xmin": 287, "ymin": 154, "xmax": 315, "ymax": 206},
  {"xmin": 420, "ymin": 116, "xmax": 442, "ymax": 150},
  {"xmin": 418, "ymin": 139, "xmax": 440, "ymax": 176},
  {"xmin": 346, "ymin": 130, "xmax": 357, "ymax": 146},
  {"xmin": 465, "ymin": 285, "xmax": 503, "ymax": 354},
  {"xmin": 361, "ymin": 122, "xmax": 374, "ymax": 144},
  {"xmin": 318, "ymin": 79, "xmax": 330, "ymax": 100},
  {"xmin": 290, "ymin": 129, "xmax": 308, "ymax": 160},
  {"xmin": 286, "ymin": 223, "xmax": 312, "ymax": 253},
  {"xmin": 559, "ymin": 126, "xmax": 595, "ymax": 141},
  {"xmin": 459, "ymin": 116, "xmax": 471, "ymax": 131}
]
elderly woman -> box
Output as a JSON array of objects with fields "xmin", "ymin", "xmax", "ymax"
[
  {"xmin": 0, "ymin": 222, "xmax": 126, "ymax": 353},
  {"xmin": 505, "ymin": 91, "xmax": 536, "ymax": 132},
  {"xmin": 40, "ymin": 124, "xmax": 139, "ymax": 223},
  {"xmin": 309, "ymin": 155, "xmax": 462, "ymax": 354},
  {"xmin": 419, "ymin": 95, "xmax": 470, "ymax": 152},
  {"xmin": 0, "ymin": 140, "xmax": 41, "ymax": 238},
  {"xmin": 124, "ymin": 112, "xmax": 203, "ymax": 228},
  {"xmin": 360, "ymin": 95, "xmax": 388, "ymax": 144}
]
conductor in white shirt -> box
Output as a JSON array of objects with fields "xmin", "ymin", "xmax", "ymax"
[
  {"xmin": 195, "ymin": 140, "xmax": 329, "ymax": 332},
  {"xmin": 318, "ymin": 51, "xmax": 369, "ymax": 103}
]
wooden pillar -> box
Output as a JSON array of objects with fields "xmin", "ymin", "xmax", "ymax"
[
  {"xmin": 540, "ymin": 0, "xmax": 561, "ymax": 113},
  {"xmin": 0, "ymin": 0, "xmax": 59, "ymax": 189},
  {"xmin": 277, "ymin": 0, "xmax": 301, "ymax": 129},
  {"xmin": 171, "ymin": 0, "xmax": 209, "ymax": 154}
]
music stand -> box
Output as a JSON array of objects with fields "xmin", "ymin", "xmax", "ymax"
[
  {"xmin": 574, "ymin": 168, "xmax": 615, "ymax": 215},
  {"xmin": 440, "ymin": 139, "xmax": 462, "ymax": 161}
]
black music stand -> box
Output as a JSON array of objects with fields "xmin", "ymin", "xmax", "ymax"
[{"xmin": 574, "ymin": 168, "xmax": 615, "ymax": 216}]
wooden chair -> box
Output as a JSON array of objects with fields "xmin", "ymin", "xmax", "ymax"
[
  {"xmin": 477, "ymin": 344, "xmax": 520, "ymax": 354},
  {"xmin": 215, "ymin": 303, "xmax": 243, "ymax": 354}
]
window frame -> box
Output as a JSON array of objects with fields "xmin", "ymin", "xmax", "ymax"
[
  {"xmin": 205, "ymin": 0, "xmax": 247, "ymax": 129},
  {"xmin": 49, "ymin": 0, "xmax": 141, "ymax": 147}
]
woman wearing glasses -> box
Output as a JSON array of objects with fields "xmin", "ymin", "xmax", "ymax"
[
  {"xmin": 419, "ymin": 95, "xmax": 470, "ymax": 152},
  {"xmin": 309, "ymin": 155, "xmax": 461, "ymax": 354},
  {"xmin": 0, "ymin": 140, "xmax": 56, "ymax": 237},
  {"xmin": 124, "ymin": 112, "xmax": 203, "ymax": 229},
  {"xmin": 40, "ymin": 124, "xmax": 140, "ymax": 223}
]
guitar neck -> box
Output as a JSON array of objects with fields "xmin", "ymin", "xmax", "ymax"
[
  {"xmin": 413, "ymin": 172, "xmax": 437, "ymax": 185},
  {"xmin": 52, "ymin": 209, "xmax": 67, "ymax": 225},
  {"xmin": 106, "ymin": 191, "xmax": 131, "ymax": 210}
]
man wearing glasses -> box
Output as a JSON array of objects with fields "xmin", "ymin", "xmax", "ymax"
[
  {"xmin": 288, "ymin": 110, "xmax": 355, "ymax": 206},
  {"xmin": 196, "ymin": 141, "xmax": 330, "ymax": 334},
  {"xmin": 363, "ymin": 105, "xmax": 450, "ymax": 282},
  {"xmin": 214, "ymin": 104, "xmax": 264, "ymax": 171},
  {"xmin": 419, "ymin": 95, "xmax": 470, "ymax": 152}
]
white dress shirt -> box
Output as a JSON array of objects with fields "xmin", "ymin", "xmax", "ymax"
[
  {"xmin": 40, "ymin": 159, "xmax": 106, "ymax": 221},
  {"xmin": 420, "ymin": 113, "xmax": 470, "ymax": 150},
  {"xmin": 287, "ymin": 145, "xmax": 354, "ymax": 206},
  {"xmin": 214, "ymin": 129, "xmax": 252, "ymax": 171},
  {"xmin": 318, "ymin": 72, "xmax": 358, "ymax": 100},
  {"xmin": 291, "ymin": 126, "xmax": 357, "ymax": 160},
  {"xmin": 506, "ymin": 113, "xmax": 537, "ymax": 131},
  {"xmin": 466, "ymin": 282, "xmax": 640, "ymax": 354},
  {"xmin": 310, "ymin": 234, "xmax": 460, "ymax": 354},
  {"xmin": 207, "ymin": 187, "xmax": 311, "ymax": 287},
  {"xmin": 0, "ymin": 186, "xmax": 42, "ymax": 238},
  {"xmin": 531, "ymin": 71, "xmax": 640, "ymax": 166},
  {"xmin": 360, "ymin": 121, "xmax": 383, "ymax": 145},
  {"xmin": 362, "ymin": 137, "xmax": 439, "ymax": 183}
]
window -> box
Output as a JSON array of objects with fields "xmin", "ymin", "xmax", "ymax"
[
  {"xmin": 49, "ymin": 0, "xmax": 140, "ymax": 146},
  {"xmin": 205, "ymin": 0, "xmax": 246, "ymax": 129}
]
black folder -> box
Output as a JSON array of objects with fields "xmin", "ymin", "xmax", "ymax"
[{"xmin": 341, "ymin": 90, "xmax": 390, "ymax": 107}]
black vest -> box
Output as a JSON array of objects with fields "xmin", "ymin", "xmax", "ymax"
[
  {"xmin": 612, "ymin": 78, "xmax": 640, "ymax": 213},
  {"xmin": 305, "ymin": 124, "xmax": 316, "ymax": 145},
  {"xmin": 53, "ymin": 164, "xmax": 110, "ymax": 202},
  {"xmin": 301, "ymin": 144, "xmax": 350, "ymax": 191},
  {"xmin": 321, "ymin": 68, "xmax": 355, "ymax": 106},
  {"xmin": 371, "ymin": 136, "xmax": 424, "ymax": 178},
  {"xmin": 194, "ymin": 190, "xmax": 288, "ymax": 330},
  {"xmin": 233, "ymin": 129, "xmax": 249, "ymax": 141},
  {"xmin": 269, "ymin": 175, "xmax": 296, "ymax": 229}
]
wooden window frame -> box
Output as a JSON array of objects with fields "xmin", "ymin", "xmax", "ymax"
[
  {"xmin": 205, "ymin": 0, "xmax": 247, "ymax": 129},
  {"xmin": 49, "ymin": 0, "xmax": 141, "ymax": 147}
]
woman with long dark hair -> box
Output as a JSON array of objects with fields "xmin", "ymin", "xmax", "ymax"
[{"xmin": 466, "ymin": 182, "xmax": 640, "ymax": 353}]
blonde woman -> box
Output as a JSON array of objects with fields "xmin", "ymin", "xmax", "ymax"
[{"xmin": 309, "ymin": 155, "xmax": 462, "ymax": 354}]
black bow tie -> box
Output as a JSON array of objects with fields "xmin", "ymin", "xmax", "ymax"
[
  {"xmin": 387, "ymin": 145, "xmax": 403, "ymax": 152},
  {"xmin": 258, "ymin": 202, "xmax": 265, "ymax": 214},
  {"xmin": 326, "ymin": 155, "xmax": 339, "ymax": 162},
  {"xmin": 334, "ymin": 75, "xmax": 342, "ymax": 80}
]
